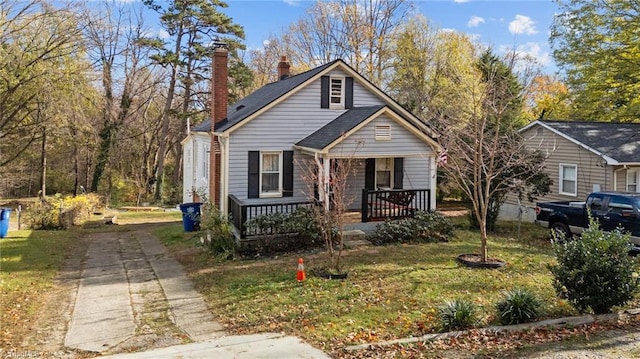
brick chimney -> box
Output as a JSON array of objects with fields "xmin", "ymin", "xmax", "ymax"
[
  {"xmin": 210, "ymin": 45, "xmax": 228, "ymax": 208},
  {"xmin": 277, "ymin": 55, "xmax": 290, "ymax": 80}
]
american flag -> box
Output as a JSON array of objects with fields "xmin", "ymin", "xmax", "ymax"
[{"xmin": 437, "ymin": 150, "xmax": 448, "ymax": 167}]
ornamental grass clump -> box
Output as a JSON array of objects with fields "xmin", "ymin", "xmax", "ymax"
[
  {"xmin": 437, "ymin": 298, "xmax": 479, "ymax": 332},
  {"xmin": 495, "ymin": 288, "xmax": 542, "ymax": 325},
  {"xmin": 549, "ymin": 216, "xmax": 640, "ymax": 314}
]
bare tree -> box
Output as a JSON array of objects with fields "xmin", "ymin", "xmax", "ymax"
[
  {"xmin": 436, "ymin": 51, "xmax": 549, "ymax": 263},
  {"xmin": 298, "ymin": 143, "xmax": 362, "ymax": 274},
  {"xmin": 252, "ymin": 0, "xmax": 411, "ymax": 88}
]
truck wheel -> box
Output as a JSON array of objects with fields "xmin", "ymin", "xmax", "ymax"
[{"xmin": 550, "ymin": 222, "xmax": 571, "ymax": 242}]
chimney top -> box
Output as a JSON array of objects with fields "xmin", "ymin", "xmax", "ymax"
[{"xmin": 277, "ymin": 55, "xmax": 290, "ymax": 80}]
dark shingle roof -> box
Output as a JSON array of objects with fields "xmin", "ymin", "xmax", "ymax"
[
  {"xmin": 192, "ymin": 60, "xmax": 339, "ymax": 133},
  {"xmin": 541, "ymin": 120, "xmax": 640, "ymax": 163},
  {"xmin": 295, "ymin": 105, "xmax": 385, "ymax": 150}
]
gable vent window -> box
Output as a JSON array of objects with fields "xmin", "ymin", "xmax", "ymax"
[
  {"xmin": 375, "ymin": 125, "xmax": 391, "ymax": 140},
  {"xmin": 330, "ymin": 77, "xmax": 344, "ymax": 108}
]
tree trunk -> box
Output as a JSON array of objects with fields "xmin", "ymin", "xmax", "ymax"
[
  {"xmin": 40, "ymin": 127, "xmax": 47, "ymax": 201},
  {"xmin": 154, "ymin": 27, "xmax": 183, "ymax": 202}
]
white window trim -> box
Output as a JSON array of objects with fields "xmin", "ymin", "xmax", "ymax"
[
  {"xmin": 259, "ymin": 151, "xmax": 283, "ymax": 198},
  {"xmin": 375, "ymin": 158, "xmax": 394, "ymax": 189},
  {"xmin": 202, "ymin": 145, "xmax": 210, "ymax": 180},
  {"xmin": 627, "ymin": 168, "xmax": 639, "ymax": 193},
  {"xmin": 329, "ymin": 76, "xmax": 345, "ymax": 109},
  {"xmin": 375, "ymin": 125, "xmax": 391, "ymax": 140},
  {"xmin": 559, "ymin": 163, "xmax": 578, "ymax": 196}
]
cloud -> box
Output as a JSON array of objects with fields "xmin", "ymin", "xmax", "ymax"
[
  {"xmin": 453, "ymin": 0, "xmax": 470, "ymax": 3},
  {"xmin": 158, "ymin": 30, "xmax": 170, "ymax": 40},
  {"xmin": 283, "ymin": 0, "xmax": 300, "ymax": 5},
  {"xmin": 467, "ymin": 16, "xmax": 485, "ymax": 28},
  {"xmin": 508, "ymin": 14, "xmax": 538, "ymax": 35},
  {"xmin": 499, "ymin": 42, "xmax": 551, "ymax": 68}
]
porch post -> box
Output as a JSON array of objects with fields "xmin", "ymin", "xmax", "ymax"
[
  {"xmin": 429, "ymin": 154, "xmax": 437, "ymax": 210},
  {"xmin": 323, "ymin": 155, "xmax": 331, "ymax": 211}
]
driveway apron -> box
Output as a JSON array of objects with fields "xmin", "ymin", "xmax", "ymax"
[{"xmin": 64, "ymin": 230, "xmax": 225, "ymax": 353}]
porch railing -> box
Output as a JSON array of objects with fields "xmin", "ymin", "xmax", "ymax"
[
  {"xmin": 361, "ymin": 188, "xmax": 431, "ymax": 222},
  {"xmin": 228, "ymin": 194, "xmax": 315, "ymax": 239}
]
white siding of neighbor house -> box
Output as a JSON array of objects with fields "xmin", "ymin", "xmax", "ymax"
[
  {"xmin": 501, "ymin": 125, "xmax": 614, "ymax": 221},
  {"xmin": 182, "ymin": 133, "xmax": 211, "ymax": 204},
  {"xmin": 227, "ymin": 68, "xmax": 389, "ymax": 202}
]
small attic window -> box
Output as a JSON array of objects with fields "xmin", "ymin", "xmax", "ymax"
[{"xmin": 375, "ymin": 125, "xmax": 391, "ymax": 140}]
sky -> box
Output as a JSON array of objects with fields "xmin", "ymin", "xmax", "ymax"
[{"xmin": 219, "ymin": 0, "xmax": 560, "ymax": 74}]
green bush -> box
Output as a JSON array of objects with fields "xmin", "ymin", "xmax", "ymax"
[
  {"xmin": 495, "ymin": 288, "xmax": 542, "ymax": 325},
  {"xmin": 200, "ymin": 202, "xmax": 237, "ymax": 260},
  {"xmin": 371, "ymin": 210, "xmax": 454, "ymax": 245},
  {"xmin": 437, "ymin": 298, "xmax": 479, "ymax": 332},
  {"xmin": 28, "ymin": 193, "xmax": 104, "ymax": 230},
  {"xmin": 240, "ymin": 207, "xmax": 326, "ymax": 257},
  {"xmin": 549, "ymin": 217, "xmax": 640, "ymax": 314}
]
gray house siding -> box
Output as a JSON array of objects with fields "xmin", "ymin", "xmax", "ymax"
[
  {"xmin": 227, "ymin": 69, "xmax": 386, "ymax": 202},
  {"xmin": 501, "ymin": 125, "xmax": 614, "ymax": 221},
  {"xmin": 324, "ymin": 69, "xmax": 381, "ymax": 106},
  {"xmin": 330, "ymin": 114, "xmax": 432, "ymax": 157}
]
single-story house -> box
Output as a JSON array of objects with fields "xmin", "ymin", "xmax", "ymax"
[
  {"xmin": 182, "ymin": 48, "xmax": 441, "ymax": 238},
  {"xmin": 501, "ymin": 120, "xmax": 640, "ymax": 221}
]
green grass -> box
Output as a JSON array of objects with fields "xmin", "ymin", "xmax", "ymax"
[
  {"xmin": 155, "ymin": 220, "xmax": 581, "ymax": 353},
  {"xmin": 115, "ymin": 209, "xmax": 182, "ymax": 223},
  {"xmin": 0, "ymin": 229, "xmax": 78, "ymax": 347}
]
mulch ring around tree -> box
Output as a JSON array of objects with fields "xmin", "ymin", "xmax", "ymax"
[{"xmin": 456, "ymin": 253, "xmax": 506, "ymax": 269}]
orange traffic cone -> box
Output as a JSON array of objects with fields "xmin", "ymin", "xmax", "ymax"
[{"xmin": 297, "ymin": 258, "xmax": 306, "ymax": 282}]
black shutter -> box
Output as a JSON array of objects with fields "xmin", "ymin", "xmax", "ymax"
[
  {"xmin": 345, "ymin": 77, "xmax": 354, "ymax": 109},
  {"xmin": 248, "ymin": 151, "xmax": 260, "ymax": 198},
  {"xmin": 394, "ymin": 158, "xmax": 404, "ymax": 189},
  {"xmin": 283, "ymin": 151, "xmax": 294, "ymax": 197},
  {"xmin": 365, "ymin": 158, "xmax": 375, "ymax": 190},
  {"xmin": 321, "ymin": 76, "xmax": 329, "ymax": 109}
]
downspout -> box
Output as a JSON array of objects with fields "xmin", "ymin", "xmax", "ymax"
[{"xmin": 219, "ymin": 134, "xmax": 228, "ymax": 213}]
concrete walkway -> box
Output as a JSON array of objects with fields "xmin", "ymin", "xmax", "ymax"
[
  {"xmin": 98, "ymin": 333, "xmax": 330, "ymax": 359},
  {"xmin": 64, "ymin": 228, "xmax": 329, "ymax": 358}
]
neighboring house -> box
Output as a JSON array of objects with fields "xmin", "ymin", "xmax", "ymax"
[
  {"xmin": 500, "ymin": 120, "xmax": 640, "ymax": 221},
  {"xmin": 182, "ymin": 48, "xmax": 441, "ymax": 238}
]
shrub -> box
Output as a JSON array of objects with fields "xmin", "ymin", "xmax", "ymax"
[
  {"xmin": 240, "ymin": 207, "xmax": 326, "ymax": 257},
  {"xmin": 437, "ymin": 298, "xmax": 479, "ymax": 332},
  {"xmin": 549, "ymin": 217, "xmax": 640, "ymax": 314},
  {"xmin": 28, "ymin": 193, "xmax": 104, "ymax": 230},
  {"xmin": 200, "ymin": 202, "xmax": 237, "ymax": 260},
  {"xmin": 371, "ymin": 210, "xmax": 454, "ymax": 245},
  {"xmin": 495, "ymin": 288, "xmax": 542, "ymax": 325}
]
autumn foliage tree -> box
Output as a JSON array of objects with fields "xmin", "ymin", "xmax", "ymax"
[{"xmin": 551, "ymin": 0, "xmax": 640, "ymax": 123}]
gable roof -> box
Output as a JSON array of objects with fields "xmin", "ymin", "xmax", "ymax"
[
  {"xmin": 295, "ymin": 105, "xmax": 385, "ymax": 150},
  {"xmin": 522, "ymin": 120, "xmax": 640, "ymax": 165},
  {"xmin": 193, "ymin": 60, "xmax": 339, "ymax": 133},
  {"xmin": 193, "ymin": 59, "xmax": 437, "ymax": 139}
]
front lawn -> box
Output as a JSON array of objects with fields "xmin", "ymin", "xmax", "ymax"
[
  {"xmin": 0, "ymin": 229, "xmax": 78, "ymax": 349},
  {"xmin": 155, "ymin": 221, "xmax": 583, "ymax": 355}
]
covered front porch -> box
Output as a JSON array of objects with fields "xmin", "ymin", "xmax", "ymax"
[{"xmin": 228, "ymin": 187, "xmax": 432, "ymax": 239}]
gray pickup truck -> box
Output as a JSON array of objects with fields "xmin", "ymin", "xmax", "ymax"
[{"xmin": 535, "ymin": 192, "xmax": 640, "ymax": 252}]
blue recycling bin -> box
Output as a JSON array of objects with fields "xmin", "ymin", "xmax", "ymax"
[
  {"xmin": 0, "ymin": 208, "xmax": 11, "ymax": 238},
  {"xmin": 179, "ymin": 203, "xmax": 202, "ymax": 232}
]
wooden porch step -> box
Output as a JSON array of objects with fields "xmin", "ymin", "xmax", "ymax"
[{"xmin": 343, "ymin": 229, "xmax": 370, "ymax": 248}]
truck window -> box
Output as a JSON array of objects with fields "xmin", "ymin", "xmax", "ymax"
[
  {"xmin": 608, "ymin": 197, "xmax": 634, "ymax": 215},
  {"xmin": 590, "ymin": 197, "xmax": 603, "ymax": 211}
]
